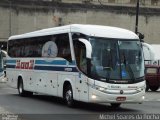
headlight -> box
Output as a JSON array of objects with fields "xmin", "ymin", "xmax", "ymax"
[
  {"xmin": 99, "ymin": 87, "xmax": 105, "ymax": 91},
  {"xmin": 91, "ymin": 94, "xmax": 97, "ymax": 99},
  {"xmin": 92, "ymin": 85, "xmax": 106, "ymax": 92},
  {"xmin": 137, "ymin": 85, "xmax": 145, "ymax": 92}
]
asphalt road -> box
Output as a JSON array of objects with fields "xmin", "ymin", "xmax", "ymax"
[{"xmin": 0, "ymin": 83, "xmax": 160, "ymax": 120}]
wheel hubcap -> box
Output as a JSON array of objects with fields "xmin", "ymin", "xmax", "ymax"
[
  {"xmin": 19, "ymin": 83, "xmax": 23, "ymax": 94},
  {"xmin": 66, "ymin": 90, "xmax": 72, "ymax": 103}
]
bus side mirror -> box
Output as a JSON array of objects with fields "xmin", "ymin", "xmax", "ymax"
[
  {"xmin": 137, "ymin": 32, "xmax": 144, "ymax": 42},
  {"xmin": 78, "ymin": 38, "xmax": 92, "ymax": 59}
]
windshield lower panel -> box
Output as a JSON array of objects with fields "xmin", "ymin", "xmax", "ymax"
[{"xmin": 89, "ymin": 37, "xmax": 144, "ymax": 84}]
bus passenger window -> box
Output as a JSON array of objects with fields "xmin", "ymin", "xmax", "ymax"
[{"xmin": 56, "ymin": 34, "xmax": 72, "ymax": 62}]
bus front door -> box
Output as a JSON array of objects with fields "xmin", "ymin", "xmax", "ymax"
[{"xmin": 75, "ymin": 73, "xmax": 89, "ymax": 102}]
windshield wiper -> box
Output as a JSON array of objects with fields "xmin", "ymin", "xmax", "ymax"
[
  {"xmin": 127, "ymin": 64, "xmax": 136, "ymax": 82},
  {"xmin": 104, "ymin": 49, "xmax": 114, "ymax": 81},
  {"xmin": 103, "ymin": 66, "xmax": 112, "ymax": 81},
  {"xmin": 103, "ymin": 67, "xmax": 113, "ymax": 70},
  {"xmin": 120, "ymin": 53, "xmax": 135, "ymax": 82}
]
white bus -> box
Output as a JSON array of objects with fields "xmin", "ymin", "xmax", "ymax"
[{"xmin": 6, "ymin": 24, "xmax": 145, "ymax": 108}]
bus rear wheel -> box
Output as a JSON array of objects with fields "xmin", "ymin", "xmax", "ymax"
[
  {"xmin": 64, "ymin": 85, "xmax": 74, "ymax": 107},
  {"xmin": 18, "ymin": 79, "xmax": 32, "ymax": 97}
]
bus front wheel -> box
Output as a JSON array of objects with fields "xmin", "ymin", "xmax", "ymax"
[
  {"xmin": 64, "ymin": 84, "xmax": 74, "ymax": 107},
  {"xmin": 110, "ymin": 103, "xmax": 121, "ymax": 108}
]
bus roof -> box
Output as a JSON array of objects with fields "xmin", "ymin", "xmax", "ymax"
[{"xmin": 9, "ymin": 24, "xmax": 139, "ymax": 40}]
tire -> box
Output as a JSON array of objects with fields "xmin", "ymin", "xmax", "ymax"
[
  {"xmin": 149, "ymin": 86, "xmax": 159, "ymax": 92},
  {"xmin": 110, "ymin": 103, "xmax": 121, "ymax": 108},
  {"xmin": 18, "ymin": 79, "xmax": 33, "ymax": 97},
  {"xmin": 64, "ymin": 84, "xmax": 74, "ymax": 107}
]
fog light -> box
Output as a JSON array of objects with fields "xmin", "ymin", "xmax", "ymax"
[{"xmin": 91, "ymin": 95, "xmax": 97, "ymax": 99}]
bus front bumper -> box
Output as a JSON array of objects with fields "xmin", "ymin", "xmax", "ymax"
[{"xmin": 88, "ymin": 87, "xmax": 145, "ymax": 104}]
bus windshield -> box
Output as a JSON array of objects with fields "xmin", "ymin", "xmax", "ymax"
[{"xmin": 89, "ymin": 37, "xmax": 144, "ymax": 83}]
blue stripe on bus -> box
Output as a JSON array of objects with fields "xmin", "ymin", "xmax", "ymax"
[
  {"xmin": 6, "ymin": 64, "xmax": 78, "ymax": 72},
  {"xmin": 6, "ymin": 60, "xmax": 16, "ymax": 64},
  {"xmin": 35, "ymin": 60, "xmax": 67, "ymax": 65},
  {"xmin": 6, "ymin": 59, "xmax": 78, "ymax": 72},
  {"xmin": 6, "ymin": 65, "xmax": 16, "ymax": 68},
  {"xmin": 35, "ymin": 60, "xmax": 76, "ymax": 66},
  {"xmin": 6, "ymin": 60, "xmax": 76, "ymax": 66},
  {"xmin": 34, "ymin": 66, "xmax": 78, "ymax": 72}
]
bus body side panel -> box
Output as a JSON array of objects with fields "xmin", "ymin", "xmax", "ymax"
[
  {"xmin": 6, "ymin": 58, "xmax": 33, "ymax": 91},
  {"xmin": 6, "ymin": 59, "xmax": 18, "ymax": 89},
  {"xmin": 44, "ymin": 71, "xmax": 58, "ymax": 96},
  {"xmin": 30, "ymin": 70, "xmax": 58, "ymax": 96},
  {"xmin": 6, "ymin": 68, "xmax": 18, "ymax": 89},
  {"xmin": 75, "ymin": 73, "xmax": 89, "ymax": 102},
  {"xmin": 28, "ymin": 59, "xmax": 61, "ymax": 96}
]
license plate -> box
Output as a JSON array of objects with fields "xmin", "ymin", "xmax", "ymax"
[{"xmin": 116, "ymin": 97, "xmax": 126, "ymax": 101}]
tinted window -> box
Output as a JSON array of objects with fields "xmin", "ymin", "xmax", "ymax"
[
  {"xmin": 8, "ymin": 33, "xmax": 72, "ymax": 62},
  {"xmin": 73, "ymin": 40, "xmax": 87, "ymax": 74}
]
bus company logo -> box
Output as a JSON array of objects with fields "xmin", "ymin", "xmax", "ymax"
[
  {"xmin": 120, "ymin": 90, "xmax": 124, "ymax": 94},
  {"xmin": 110, "ymin": 85, "xmax": 121, "ymax": 89},
  {"xmin": 16, "ymin": 60, "xmax": 34, "ymax": 69}
]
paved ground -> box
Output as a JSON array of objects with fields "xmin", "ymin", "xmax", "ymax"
[{"xmin": 0, "ymin": 82, "xmax": 160, "ymax": 120}]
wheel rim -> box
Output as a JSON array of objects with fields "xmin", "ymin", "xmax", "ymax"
[
  {"xmin": 66, "ymin": 90, "xmax": 72, "ymax": 104},
  {"xmin": 19, "ymin": 82, "xmax": 23, "ymax": 94}
]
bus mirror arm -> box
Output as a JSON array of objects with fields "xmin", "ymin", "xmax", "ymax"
[{"xmin": 78, "ymin": 38, "xmax": 92, "ymax": 59}]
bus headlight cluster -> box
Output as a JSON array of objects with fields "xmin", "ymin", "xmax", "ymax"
[
  {"xmin": 92, "ymin": 85, "xmax": 107, "ymax": 93},
  {"xmin": 91, "ymin": 94, "xmax": 97, "ymax": 99},
  {"xmin": 136, "ymin": 86, "xmax": 145, "ymax": 92}
]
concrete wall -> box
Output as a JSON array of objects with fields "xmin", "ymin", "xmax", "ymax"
[
  {"xmin": 51, "ymin": 0, "xmax": 160, "ymax": 7},
  {"xmin": 0, "ymin": 1, "xmax": 160, "ymax": 44}
]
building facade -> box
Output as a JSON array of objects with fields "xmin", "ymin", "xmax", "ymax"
[
  {"xmin": 46, "ymin": 0, "xmax": 160, "ymax": 7},
  {"xmin": 0, "ymin": 0, "xmax": 160, "ymax": 49}
]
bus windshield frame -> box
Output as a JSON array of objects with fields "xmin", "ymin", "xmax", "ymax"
[
  {"xmin": 89, "ymin": 37, "xmax": 144, "ymax": 84},
  {"xmin": 73, "ymin": 35, "xmax": 145, "ymax": 84}
]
